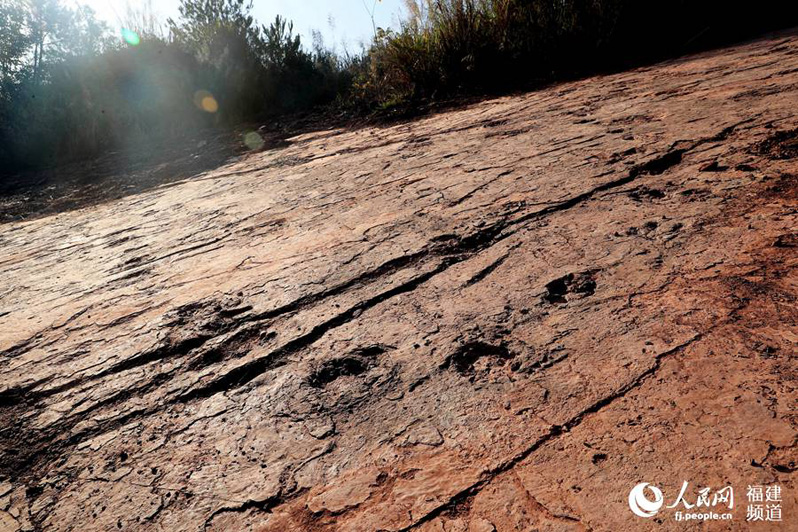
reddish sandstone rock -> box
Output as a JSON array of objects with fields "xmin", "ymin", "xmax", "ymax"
[{"xmin": 1, "ymin": 31, "xmax": 797, "ymax": 532}]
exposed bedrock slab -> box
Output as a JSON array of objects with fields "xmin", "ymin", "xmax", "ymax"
[{"xmin": 1, "ymin": 32, "xmax": 797, "ymax": 532}]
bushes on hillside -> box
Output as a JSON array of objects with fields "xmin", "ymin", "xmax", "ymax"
[
  {"xmin": 0, "ymin": 0, "xmax": 349, "ymax": 170},
  {"xmin": 2, "ymin": 0, "xmax": 798, "ymax": 172},
  {"xmin": 350, "ymin": 0, "xmax": 798, "ymax": 106}
]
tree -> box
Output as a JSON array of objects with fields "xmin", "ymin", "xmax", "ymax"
[
  {"xmin": 27, "ymin": 0, "xmax": 61, "ymax": 84},
  {"xmin": 18, "ymin": 0, "xmax": 112, "ymax": 85},
  {"xmin": 0, "ymin": 0, "xmax": 31, "ymax": 83},
  {"xmin": 168, "ymin": 0, "xmax": 262, "ymax": 65},
  {"xmin": 168, "ymin": 0, "xmax": 330, "ymax": 118},
  {"xmin": 260, "ymin": 15, "xmax": 303, "ymax": 70}
]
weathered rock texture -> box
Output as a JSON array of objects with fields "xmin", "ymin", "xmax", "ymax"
[{"xmin": 1, "ymin": 32, "xmax": 798, "ymax": 532}]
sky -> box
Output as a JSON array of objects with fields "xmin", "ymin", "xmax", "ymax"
[{"xmin": 72, "ymin": 0, "xmax": 407, "ymax": 52}]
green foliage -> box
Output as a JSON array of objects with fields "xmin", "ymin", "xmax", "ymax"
[
  {"xmin": 1, "ymin": 0, "xmax": 797, "ymax": 172},
  {"xmin": 351, "ymin": 0, "xmax": 623, "ymax": 104},
  {"xmin": 0, "ymin": 0, "xmax": 347, "ymax": 170},
  {"xmin": 352, "ymin": 0, "xmax": 798, "ymax": 107},
  {"xmin": 0, "ymin": 0, "xmax": 120, "ymax": 168},
  {"xmin": 166, "ymin": 1, "xmax": 343, "ymax": 118},
  {"xmin": 169, "ymin": 0, "xmax": 261, "ymax": 65},
  {"xmin": 260, "ymin": 15, "xmax": 303, "ymax": 68},
  {"xmin": 0, "ymin": 1, "xmax": 31, "ymax": 82}
]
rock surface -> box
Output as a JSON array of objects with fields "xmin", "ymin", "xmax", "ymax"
[{"xmin": 1, "ymin": 32, "xmax": 797, "ymax": 531}]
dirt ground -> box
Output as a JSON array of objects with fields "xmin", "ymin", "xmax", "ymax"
[{"xmin": 0, "ymin": 31, "xmax": 797, "ymax": 531}]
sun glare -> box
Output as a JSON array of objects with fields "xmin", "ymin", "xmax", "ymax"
[
  {"xmin": 201, "ymin": 96, "xmax": 218, "ymax": 113},
  {"xmin": 193, "ymin": 90, "xmax": 219, "ymax": 113},
  {"xmin": 121, "ymin": 28, "xmax": 140, "ymax": 46},
  {"xmin": 243, "ymin": 131, "xmax": 265, "ymax": 151}
]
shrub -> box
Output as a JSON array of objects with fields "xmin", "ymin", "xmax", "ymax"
[
  {"xmin": 2, "ymin": 0, "xmax": 798, "ymax": 172},
  {"xmin": 0, "ymin": 0, "xmax": 349, "ymax": 170},
  {"xmin": 351, "ymin": 0, "xmax": 798, "ymax": 108}
]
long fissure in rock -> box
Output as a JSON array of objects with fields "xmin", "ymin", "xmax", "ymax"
[{"xmin": 0, "ymin": 134, "xmax": 723, "ymax": 485}]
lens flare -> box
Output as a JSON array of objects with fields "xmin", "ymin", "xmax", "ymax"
[
  {"xmin": 121, "ymin": 28, "xmax": 140, "ymax": 46},
  {"xmin": 193, "ymin": 90, "xmax": 219, "ymax": 113},
  {"xmin": 243, "ymin": 131, "xmax": 265, "ymax": 151},
  {"xmin": 201, "ymin": 96, "xmax": 218, "ymax": 113}
]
